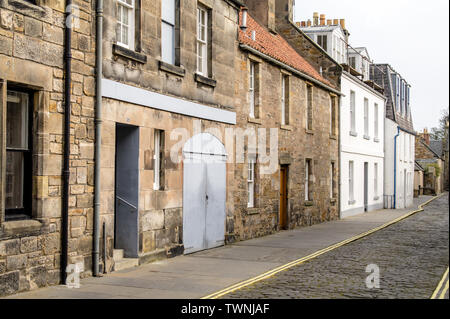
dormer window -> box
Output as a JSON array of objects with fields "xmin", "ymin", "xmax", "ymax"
[{"xmin": 317, "ymin": 35, "xmax": 327, "ymax": 51}]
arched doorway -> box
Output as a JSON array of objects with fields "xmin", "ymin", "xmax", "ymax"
[{"xmin": 182, "ymin": 133, "xmax": 227, "ymax": 254}]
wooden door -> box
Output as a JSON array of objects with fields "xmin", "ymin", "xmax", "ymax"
[{"xmin": 280, "ymin": 166, "xmax": 288, "ymax": 230}]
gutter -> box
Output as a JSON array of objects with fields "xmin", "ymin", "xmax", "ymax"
[
  {"xmin": 239, "ymin": 44, "xmax": 342, "ymax": 96},
  {"xmin": 61, "ymin": 0, "xmax": 72, "ymax": 284},
  {"xmin": 93, "ymin": 0, "xmax": 103, "ymax": 277}
]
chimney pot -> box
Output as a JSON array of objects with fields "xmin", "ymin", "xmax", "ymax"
[
  {"xmin": 313, "ymin": 12, "xmax": 319, "ymax": 25},
  {"xmin": 320, "ymin": 14, "xmax": 326, "ymax": 25},
  {"xmin": 333, "ymin": 19, "xmax": 339, "ymax": 25},
  {"xmin": 301, "ymin": 21, "xmax": 306, "ymax": 27},
  {"xmin": 327, "ymin": 19, "xmax": 332, "ymax": 25},
  {"xmin": 340, "ymin": 19, "xmax": 346, "ymax": 29},
  {"xmin": 307, "ymin": 19, "xmax": 312, "ymax": 27}
]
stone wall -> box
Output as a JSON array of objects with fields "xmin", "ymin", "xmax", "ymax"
[{"xmin": 0, "ymin": 0, "xmax": 96, "ymax": 295}]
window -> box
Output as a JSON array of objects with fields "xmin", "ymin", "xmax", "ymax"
[
  {"xmin": 247, "ymin": 157, "xmax": 256, "ymax": 208},
  {"xmin": 306, "ymin": 85, "xmax": 313, "ymax": 130},
  {"xmin": 330, "ymin": 95, "xmax": 337, "ymax": 136},
  {"xmin": 349, "ymin": 56, "xmax": 356, "ymax": 69},
  {"xmin": 249, "ymin": 61, "xmax": 260, "ymax": 119},
  {"xmin": 364, "ymin": 98, "xmax": 369, "ymax": 137},
  {"xmin": 116, "ymin": 0, "xmax": 135, "ymax": 49},
  {"xmin": 374, "ymin": 163, "xmax": 378, "ymax": 197},
  {"xmin": 410, "ymin": 135, "xmax": 414, "ymax": 161},
  {"xmin": 330, "ymin": 162, "xmax": 336, "ymax": 199},
  {"xmin": 281, "ymin": 75, "xmax": 289, "ymax": 125},
  {"xmin": 317, "ymin": 35, "xmax": 327, "ymax": 51},
  {"xmin": 305, "ymin": 159, "xmax": 312, "ymax": 201},
  {"xmin": 349, "ymin": 161, "xmax": 354, "ymax": 203},
  {"xmin": 5, "ymin": 90, "xmax": 32, "ymax": 220},
  {"xmin": 374, "ymin": 103, "xmax": 379, "ymax": 139},
  {"xmin": 197, "ymin": 5, "xmax": 208, "ymax": 76},
  {"xmin": 162, "ymin": 0, "xmax": 177, "ymax": 64},
  {"xmin": 153, "ymin": 129, "xmax": 165, "ymax": 190},
  {"xmin": 350, "ymin": 90, "xmax": 356, "ymax": 133}
]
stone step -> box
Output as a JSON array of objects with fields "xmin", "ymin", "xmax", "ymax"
[
  {"xmin": 114, "ymin": 258, "xmax": 139, "ymax": 272},
  {"xmin": 113, "ymin": 249, "xmax": 124, "ymax": 261}
]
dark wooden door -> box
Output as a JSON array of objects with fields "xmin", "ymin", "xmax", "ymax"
[{"xmin": 280, "ymin": 166, "xmax": 288, "ymax": 230}]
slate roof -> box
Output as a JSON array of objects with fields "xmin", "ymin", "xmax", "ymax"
[{"xmin": 429, "ymin": 140, "xmax": 444, "ymax": 158}]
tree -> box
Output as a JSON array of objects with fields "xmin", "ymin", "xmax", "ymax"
[{"xmin": 430, "ymin": 108, "xmax": 449, "ymax": 140}]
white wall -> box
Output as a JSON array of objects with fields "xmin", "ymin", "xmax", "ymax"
[
  {"xmin": 340, "ymin": 74, "xmax": 385, "ymax": 218},
  {"xmin": 384, "ymin": 118, "xmax": 415, "ymax": 209}
]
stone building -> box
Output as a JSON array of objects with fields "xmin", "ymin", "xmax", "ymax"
[
  {"xmin": 231, "ymin": 0, "xmax": 341, "ymax": 241},
  {"xmin": 98, "ymin": 0, "xmax": 242, "ymax": 269},
  {"xmin": 415, "ymin": 128, "xmax": 445, "ymax": 195},
  {"xmin": 0, "ymin": 0, "xmax": 96, "ymax": 295}
]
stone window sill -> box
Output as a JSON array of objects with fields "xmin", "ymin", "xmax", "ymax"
[
  {"xmin": 1, "ymin": 219, "xmax": 43, "ymax": 237},
  {"xmin": 159, "ymin": 61, "xmax": 185, "ymax": 77},
  {"xmin": 194, "ymin": 73, "xmax": 217, "ymax": 88},
  {"xmin": 305, "ymin": 201, "xmax": 314, "ymax": 207},
  {"xmin": 330, "ymin": 134, "xmax": 337, "ymax": 140},
  {"xmin": 348, "ymin": 200, "xmax": 356, "ymax": 205},
  {"xmin": 374, "ymin": 137, "xmax": 380, "ymax": 143},
  {"xmin": 248, "ymin": 117, "xmax": 262, "ymax": 125},
  {"xmin": 306, "ymin": 129, "xmax": 314, "ymax": 135},
  {"xmin": 280, "ymin": 125, "xmax": 293, "ymax": 131},
  {"xmin": 113, "ymin": 44, "xmax": 147, "ymax": 64},
  {"xmin": 364, "ymin": 135, "xmax": 371, "ymax": 140},
  {"xmin": 350, "ymin": 131, "xmax": 358, "ymax": 137},
  {"xmin": 374, "ymin": 196, "xmax": 380, "ymax": 201},
  {"xmin": 247, "ymin": 208, "xmax": 260, "ymax": 215}
]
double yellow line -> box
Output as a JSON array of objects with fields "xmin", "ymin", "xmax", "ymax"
[
  {"xmin": 202, "ymin": 194, "xmax": 445, "ymax": 299},
  {"xmin": 431, "ymin": 267, "xmax": 449, "ymax": 299}
]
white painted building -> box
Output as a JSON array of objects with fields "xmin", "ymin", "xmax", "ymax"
[{"xmin": 340, "ymin": 71, "xmax": 386, "ymax": 217}]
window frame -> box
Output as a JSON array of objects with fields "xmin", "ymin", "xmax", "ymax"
[
  {"xmin": 153, "ymin": 129, "xmax": 165, "ymax": 191},
  {"xmin": 281, "ymin": 74, "xmax": 289, "ymax": 126},
  {"xmin": 364, "ymin": 97, "xmax": 369, "ymax": 137},
  {"xmin": 374, "ymin": 163, "xmax": 378, "ymax": 198},
  {"xmin": 4, "ymin": 89, "xmax": 33, "ymax": 221},
  {"xmin": 249, "ymin": 61, "xmax": 255, "ymax": 118},
  {"xmin": 374, "ymin": 103, "xmax": 379, "ymax": 139},
  {"xmin": 161, "ymin": 0, "xmax": 177, "ymax": 65},
  {"xmin": 306, "ymin": 85, "xmax": 313, "ymax": 131},
  {"xmin": 350, "ymin": 90, "xmax": 356, "ymax": 134},
  {"xmin": 196, "ymin": 5, "xmax": 208, "ymax": 76},
  {"xmin": 305, "ymin": 159, "xmax": 312, "ymax": 201},
  {"xmin": 116, "ymin": 0, "xmax": 135, "ymax": 50},
  {"xmin": 349, "ymin": 161, "xmax": 354, "ymax": 203},
  {"xmin": 247, "ymin": 156, "xmax": 256, "ymax": 208}
]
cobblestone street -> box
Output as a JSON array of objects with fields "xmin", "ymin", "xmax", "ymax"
[{"xmin": 224, "ymin": 195, "xmax": 449, "ymax": 299}]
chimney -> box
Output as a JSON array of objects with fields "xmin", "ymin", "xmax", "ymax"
[
  {"xmin": 295, "ymin": 22, "xmax": 300, "ymax": 27},
  {"xmin": 340, "ymin": 19, "xmax": 346, "ymax": 30},
  {"xmin": 307, "ymin": 19, "xmax": 311, "ymax": 26},
  {"xmin": 327, "ymin": 19, "xmax": 332, "ymax": 25},
  {"xmin": 422, "ymin": 128, "xmax": 430, "ymax": 145},
  {"xmin": 242, "ymin": 0, "xmax": 276, "ymax": 32},
  {"xmin": 313, "ymin": 12, "xmax": 319, "ymax": 25},
  {"xmin": 301, "ymin": 21, "xmax": 306, "ymax": 27},
  {"xmin": 333, "ymin": 18, "xmax": 339, "ymax": 25},
  {"xmin": 320, "ymin": 14, "xmax": 326, "ymax": 25}
]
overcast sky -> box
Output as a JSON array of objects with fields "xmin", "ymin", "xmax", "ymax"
[{"xmin": 294, "ymin": 0, "xmax": 449, "ymax": 132}]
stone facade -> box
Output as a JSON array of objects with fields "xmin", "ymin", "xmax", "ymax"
[{"xmin": 0, "ymin": 0, "xmax": 96, "ymax": 295}]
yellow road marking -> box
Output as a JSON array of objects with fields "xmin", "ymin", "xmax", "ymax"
[
  {"xmin": 202, "ymin": 194, "xmax": 445, "ymax": 299},
  {"xmin": 439, "ymin": 280, "xmax": 449, "ymax": 299},
  {"xmin": 431, "ymin": 267, "xmax": 449, "ymax": 299}
]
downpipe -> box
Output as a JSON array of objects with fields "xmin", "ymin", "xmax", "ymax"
[
  {"xmin": 93, "ymin": 0, "xmax": 103, "ymax": 277},
  {"xmin": 61, "ymin": 0, "xmax": 73, "ymax": 284}
]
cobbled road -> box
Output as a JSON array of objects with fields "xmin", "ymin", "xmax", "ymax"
[{"xmin": 224, "ymin": 195, "xmax": 449, "ymax": 299}]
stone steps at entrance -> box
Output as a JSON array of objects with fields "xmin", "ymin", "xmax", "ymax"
[{"xmin": 113, "ymin": 249, "xmax": 139, "ymax": 272}]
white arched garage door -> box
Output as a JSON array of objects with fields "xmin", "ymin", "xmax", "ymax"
[{"xmin": 183, "ymin": 133, "xmax": 227, "ymax": 254}]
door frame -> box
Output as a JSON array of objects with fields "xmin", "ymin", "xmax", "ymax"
[{"xmin": 279, "ymin": 165, "xmax": 289, "ymax": 230}]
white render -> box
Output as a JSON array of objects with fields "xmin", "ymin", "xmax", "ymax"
[
  {"xmin": 384, "ymin": 118, "xmax": 415, "ymax": 209},
  {"xmin": 340, "ymin": 72, "xmax": 386, "ymax": 218}
]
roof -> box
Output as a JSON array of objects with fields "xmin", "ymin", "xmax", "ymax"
[
  {"xmin": 415, "ymin": 161, "xmax": 424, "ymax": 171},
  {"xmin": 429, "ymin": 140, "xmax": 444, "ymax": 157},
  {"xmin": 239, "ymin": 13, "xmax": 334, "ymax": 88},
  {"xmin": 420, "ymin": 139, "xmax": 442, "ymax": 159}
]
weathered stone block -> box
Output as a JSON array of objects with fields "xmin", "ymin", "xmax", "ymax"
[
  {"xmin": 29, "ymin": 266, "xmax": 47, "ymax": 289},
  {"xmin": 142, "ymin": 210, "xmax": 165, "ymax": 232},
  {"xmin": 24, "ymin": 16, "xmax": 42, "ymax": 38},
  {"xmin": 20, "ymin": 237, "xmax": 38, "ymax": 254},
  {"xmin": 0, "ymin": 9, "xmax": 13, "ymax": 30},
  {"xmin": 0, "ymin": 271, "xmax": 19, "ymax": 296},
  {"xmin": 0, "ymin": 239, "xmax": 20, "ymax": 257},
  {"xmin": 7, "ymin": 254, "xmax": 27, "ymax": 271}
]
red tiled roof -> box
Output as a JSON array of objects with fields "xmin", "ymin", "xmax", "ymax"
[{"xmin": 239, "ymin": 13, "xmax": 334, "ymax": 88}]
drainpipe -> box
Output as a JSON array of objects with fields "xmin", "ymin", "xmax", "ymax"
[
  {"xmin": 393, "ymin": 126, "xmax": 400, "ymax": 209},
  {"xmin": 93, "ymin": 0, "xmax": 103, "ymax": 277},
  {"xmin": 61, "ymin": 0, "xmax": 73, "ymax": 284}
]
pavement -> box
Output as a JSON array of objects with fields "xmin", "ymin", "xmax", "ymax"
[{"xmin": 4, "ymin": 195, "xmax": 443, "ymax": 299}]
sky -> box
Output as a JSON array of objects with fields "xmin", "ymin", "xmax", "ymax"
[{"xmin": 294, "ymin": 0, "xmax": 449, "ymax": 132}]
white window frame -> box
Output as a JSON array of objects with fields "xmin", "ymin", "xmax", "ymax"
[
  {"xmin": 374, "ymin": 103, "xmax": 379, "ymax": 139},
  {"xmin": 350, "ymin": 91, "xmax": 356, "ymax": 133},
  {"xmin": 162, "ymin": 0, "xmax": 176, "ymax": 65},
  {"xmin": 249, "ymin": 61, "xmax": 255, "ymax": 118},
  {"xmin": 247, "ymin": 157, "xmax": 256, "ymax": 208},
  {"xmin": 364, "ymin": 98, "xmax": 369, "ymax": 137},
  {"xmin": 116, "ymin": 0, "xmax": 135, "ymax": 50},
  {"xmin": 196, "ymin": 5, "xmax": 208, "ymax": 76},
  {"xmin": 349, "ymin": 161, "xmax": 354, "ymax": 202},
  {"xmin": 281, "ymin": 75, "xmax": 289, "ymax": 125}
]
